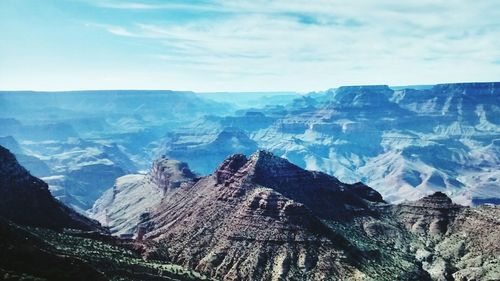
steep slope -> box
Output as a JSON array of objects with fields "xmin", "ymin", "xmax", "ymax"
[
  {"xmin": 0, "ymin": 217, "xmax": 209, "ymax": 281},
  {"xmin": 0, "ymin": 145, "xmax": 102, "ymax": 231},
  {"xmin": 142, "ymin": 151, "xmax": 389, "ymax": 280},
  {"xmin": 0, "ymin": 218, "xmax": 107, "ymax": 281},
  {"xmin": 92, "ymin": 152, "xmax": 499, "ymax": 280},
  {"xmin": 90, "ymin": 156, "xmax": 197, "ymax": 235},
  {"xmin": 0, "ymin": 144, "xmax": 209, "ymax": 281},
  {"xmin": 392, "ymin": 192, "xmax": 500, "ymax": 280}
]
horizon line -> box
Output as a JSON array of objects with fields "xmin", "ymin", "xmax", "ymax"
[{"xmin": 0, "ymin": 81, "xmax": 499, "ymax": 94}]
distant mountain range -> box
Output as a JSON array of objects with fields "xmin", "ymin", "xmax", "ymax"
[
  {"xmin": 0, "ymin": 89, "xmax": 231, "ymax": 213},
  {"xmin": 0, "ymin": 82, "xmax": 498, "ymax": 218},
  {"xmin": 159, "ymin": 82, "xmax": 500, "ymax": 205}
]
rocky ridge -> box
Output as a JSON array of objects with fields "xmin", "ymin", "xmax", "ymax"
[
  {"xmin": 143, "ymin": 151, "xmax": 381, "ymax": 280},
  {"xmin": 0, "ymin": 145, "xmax": 104, "ymax": 231},
  {"xmin": 391, "ymin": 192, "xmax": 500, "ymax": 280},
  {"xmin": 100, "ymin": 151, "xmax": 499, "ymax": 281}
]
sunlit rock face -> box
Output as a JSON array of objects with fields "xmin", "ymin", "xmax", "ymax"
[
  {"xmin": 89, "ymin": 157, "xmax": 197, "ymax": 236},
  {"xmin": 392, "ymin": 192, "xmax": 500, "ymax": 281},
  {"xmin": 142, "ymin": 151, "xmax": 386, "ymax": 280},
  {"xmin": 95, "ymin": 152, "xmax": 499, "ymax": 280},
  {"xmin": 150, "ymin": 157, "xmax": 197, "ymax": 192}
]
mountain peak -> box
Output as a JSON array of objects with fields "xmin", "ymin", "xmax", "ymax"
[
  {"xmin": 142, "ymin": 152, "xmax": 389, "ymax": 279},
  {"xmin": 151, "ymin": 156, "xmax": 197, "ymax": 191},
  {"xmin": 413, "ymin": 191, "xmax": 456, "ymax": 208},
  {"xmin": 248, "ymin": 149, "xmax": 291, "ymax": 169},
  {"xmin": 394, "ymin": 192, "xmax": 463, "ymax": 239},
  {"xmin": 213, "ymin": 150, "xmax": 384, "ymax": 219},
  {"xmin": 220, "ymin": 150, "xmax": 305, "ymax": 184},
  {"xmin": 397, "ymin": 191, "xmax": 460, "ymax": 212},
  {"xmin": 214, "ymin": 153, "xmax": 248, "ymax": 184},
  {"xmin": 250, "ymin": 149, "xmax": 274, "ymax": 159},
  {"xmin": 0, "ymin": 145, "xmax": 26, "ymax": 178},
  {"xmin": 214, "ymin": 150, "xmax": 297, "ymax": 185}
]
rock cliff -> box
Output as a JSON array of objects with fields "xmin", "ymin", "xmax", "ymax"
[{"xmin": 0, "ymin": 145, "xmax": 103, "ymax": 231}]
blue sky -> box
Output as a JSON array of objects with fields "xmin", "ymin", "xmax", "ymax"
[{"xmin": 0, "ymin": 0, "xmax": 499, "ymax": 92}]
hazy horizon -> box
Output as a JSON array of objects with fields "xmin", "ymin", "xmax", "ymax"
[{"xmin": 1, "ymin": 81, "xmax": 497, "ymax": 94}]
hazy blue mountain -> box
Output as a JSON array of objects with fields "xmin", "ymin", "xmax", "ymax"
[
  {"xmin": 1, "ymin": 84, "xmax": 498, "ymax": 210},
  {"xmin": 0, "ymin": 90, "xmax": 233, "ymax": 212},
  {"xmin": 162, "ymin": 127, "xmax": 258, "ymax": 175},
  {"xmin": 0, "ymin": 136, "xmax": 52, "ymax": 177},
  {"xmin": 159, "ymin": 83, "xmax": 500, "ymax": 205},
  {"xmin": 199, "ymin": 91, "xmax": 301, "ymax": 109}
]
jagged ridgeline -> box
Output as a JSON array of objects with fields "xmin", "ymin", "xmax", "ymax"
[{"xmin": 92, "ymin": 150, "xmax": 500, "ymax": 281}]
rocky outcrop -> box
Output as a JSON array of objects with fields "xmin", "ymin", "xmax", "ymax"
[
  {"xmin": 392, "ymin": 192, "xmax": 500, "ymax": 280},
  {"xmin": 243, "ymin": 150, "xmax": 384, "ymax": 220},
  {"xmin": 151, "ymin": 156, "xmax": 197, "ymax": 192},
  {"xmin": 445, "ymin": 206, "xmax": 500, "ymax": 280},
  {"xmin": 90, "ymin": 152, "xmax": 499, "ymax": 280},
  {"xmin": 394, "ymin": 192, "xmax": 462, "ymax": 237},
  {"xmin": 0, "ymin": 145, "xmax": 104, "ymax": 231},
  {"xmin": 142, "ymin": 151, "xmax": 387, "ymax": 280},
  {"xmin": 214, "ymin": 153, "xmax": 248, "ymax": 184},
  {"xmin": 90, "ymin": 157, "xmax": 197, "ymax": 235}
]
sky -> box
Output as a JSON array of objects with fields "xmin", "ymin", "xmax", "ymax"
[{"xmin": 0, "ymin": 0, "xmax": 499, "ymax": 92}]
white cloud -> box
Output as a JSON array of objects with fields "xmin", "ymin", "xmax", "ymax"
[
  {"xmin": 79, "ymin": 0, "xmax": 500, "ymax": 91},
  {"xmin": 85, "ymin": 23, "xmax": 136, "ymax": 36},
  {"xmin": 87, "ymin": 1, "xmax": 223, "ymax": 11}
]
